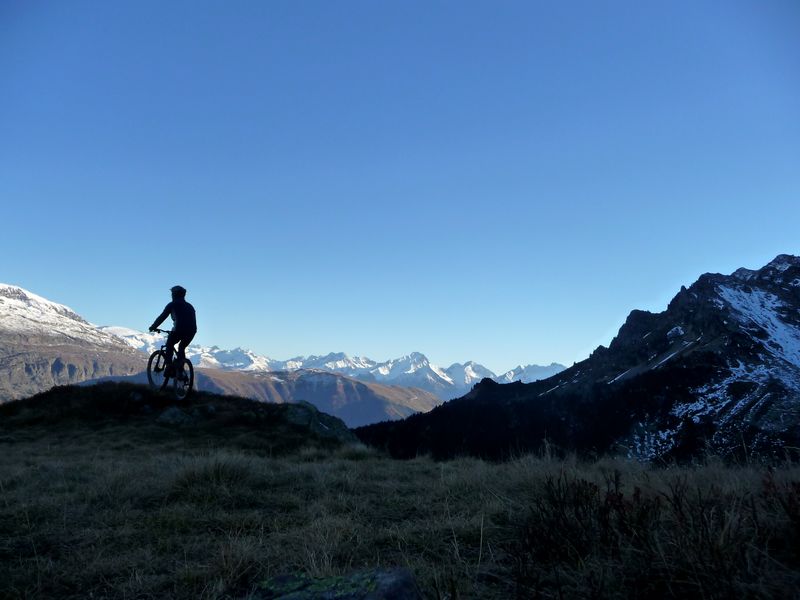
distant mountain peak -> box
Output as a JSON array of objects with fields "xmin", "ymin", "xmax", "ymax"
[
  {"xmin": 766, "ymin": 253, "xmax": 800, "ymax": 271},
  {"xmin": 731, "ymin": 254, "xmax": 800, "ymax": 282},
  {"xmin": 496, "ymin": 363, "xmax": 567, "ymax": 384},
  {"xmin": 399, "ymin": 352, "xmax": 427, "ymax": 362}
]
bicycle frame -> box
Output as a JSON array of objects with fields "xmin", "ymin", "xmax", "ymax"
[{"xmin": 152, "ymin": 328, "xmax": 186, "ymax": 362}]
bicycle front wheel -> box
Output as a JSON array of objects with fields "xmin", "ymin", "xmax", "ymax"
[
  {"xmin": 174, "ymin": 358, "xmax": 194, "ymax": 400},
  {"xmin": 147, "ymin": 350, "xmax": 167, "ymax": 389}
]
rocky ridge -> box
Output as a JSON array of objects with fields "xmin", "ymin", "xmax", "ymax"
[{"xmin": 358, "ymin": 255, "xmax": 800, "ymax": 460}]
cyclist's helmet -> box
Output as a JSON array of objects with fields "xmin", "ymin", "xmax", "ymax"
[{"xmin": 170, "ymin": 285, "xmax": 187, "ymax": 298}]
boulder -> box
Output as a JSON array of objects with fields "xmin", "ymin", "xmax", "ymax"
[
  {"xmin": 156, "ymin": 406, "xmax": 193, "ymax": 425},
  {"xmin": 255, "ymin": 568, "xmax": 421, "ymax": 600},
  {"xmin": 284, "ymin": 401, "xmax": 358, "ymax": 444}
]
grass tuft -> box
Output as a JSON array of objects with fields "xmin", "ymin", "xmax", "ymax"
[{"xmin": 170, "ymin": 453, "xmax": 258, "ymax": 506}]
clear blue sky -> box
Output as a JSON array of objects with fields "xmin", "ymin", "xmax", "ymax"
[{"xmin": 2, "ymin": 1, "xmax": 799, "ymax": 373}]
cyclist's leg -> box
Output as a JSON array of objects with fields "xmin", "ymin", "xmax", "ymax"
[
  {"xmin": 177, "ymin": 331, "xmax": 195, "ymax": 367},
  {"xmin": 165, "ymin": 330, "xmax": 180, "ymax": 370}
]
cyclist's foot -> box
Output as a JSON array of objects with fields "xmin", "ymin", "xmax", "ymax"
[{"xmin": 164, "ymin": 364, "xmax": 175, "ymax": 378}]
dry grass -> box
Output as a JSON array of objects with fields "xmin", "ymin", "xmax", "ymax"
[{"xmin": 1, "ymin": 424, "xmax": 799, "ymax": 599}]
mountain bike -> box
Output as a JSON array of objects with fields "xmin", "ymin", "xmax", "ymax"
[{"xmin": 147, "ymin": 328, "xmax": 194, "ymax": 399}]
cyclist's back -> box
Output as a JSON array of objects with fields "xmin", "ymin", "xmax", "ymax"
[{"xmin": 164, "ymin": 296, "xmax": 196, "ymax": 334}]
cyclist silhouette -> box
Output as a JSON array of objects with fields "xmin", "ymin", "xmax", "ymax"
[{"xmin": 149, "ymin": 285, "xmax": 197, "ymax": 377}]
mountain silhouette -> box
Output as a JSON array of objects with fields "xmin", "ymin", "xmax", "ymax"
[{"xmin": 357, "ymin": 255, "xmax": 800, "ymax": 461}]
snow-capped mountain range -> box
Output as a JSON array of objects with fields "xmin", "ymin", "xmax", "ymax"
[
  {"xmin": 99, "ymin": 326, "xmax": 565, "ymax": 399},
  {"xmin": 0, "ymin": 282, "xmax": 564, "ymax": 402}
]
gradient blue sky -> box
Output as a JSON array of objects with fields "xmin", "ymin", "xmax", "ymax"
[{"xmin": 2, "ymin": 1, "xmax": 799, "ymax": 373}]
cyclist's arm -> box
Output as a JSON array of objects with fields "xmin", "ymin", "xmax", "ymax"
[{"xmin": 149, "ymin": 303, "xmax": 172, "ymax": 331}]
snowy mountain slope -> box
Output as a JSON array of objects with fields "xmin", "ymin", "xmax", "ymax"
[
  {"xmin": 586, "ymin": 255, "xmax": 800, "ymax": 457},
  {"xmin": 1, "ymin": 285, "xmax": 134, "ymax": 348},
  {"xmin": 358, "ymin": 255, "xmax": 800, "ymax": 461},
  {"xmin": 100, "ymin": 326, "xmax": 162, "ymax": 352},
  {"xmin": 0, "ymin": 285, "xmax": 142, "ymax": 401}
]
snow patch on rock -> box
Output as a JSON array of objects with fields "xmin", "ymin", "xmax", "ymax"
[{"xmin": 717, "ymin": 286, "xmax": 800, "ymax": 367}]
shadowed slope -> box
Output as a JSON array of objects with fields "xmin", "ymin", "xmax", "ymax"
[{"xmin": 0, "ymin": 381, "xmax": 358, "ymax": 452}]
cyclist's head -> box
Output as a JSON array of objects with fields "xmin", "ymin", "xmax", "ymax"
[{"xmin": 170, "ymin": 285, "xmax": 187, "ymax": 300}]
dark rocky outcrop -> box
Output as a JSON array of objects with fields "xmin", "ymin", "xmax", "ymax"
[
  {"xmin": 283, "ymin": 400, "xmax": 358, "ymax": 443},
  {"xmin": 358, "ymin": 255, "xmax": 800, "ymax": 461},
  {"xmin": 254, "ymin": 568, "xmax": 421, "ymax": 600}
]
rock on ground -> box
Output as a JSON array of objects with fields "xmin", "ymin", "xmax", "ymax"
[{"xmin": 254, "ymin": 568, "xmax": 422, "ymax": 600}]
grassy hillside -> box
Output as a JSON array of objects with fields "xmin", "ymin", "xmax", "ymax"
[{"xmin": 1, "ymin": 384, "xmax": 799, "ymax": 598}]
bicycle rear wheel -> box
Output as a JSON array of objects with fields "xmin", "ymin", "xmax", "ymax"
[
  {"xmin": 174, "ymin": 358, "xmax": 194, "ymax": 400},
  {"xmin": 147, "ymin": 350, "xmax": 168, "ymax": 389}
]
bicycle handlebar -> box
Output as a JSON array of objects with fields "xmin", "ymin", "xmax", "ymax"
[{"xmin": 151, "ymin": 328, "xmax": 170, "ymax": 334}]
